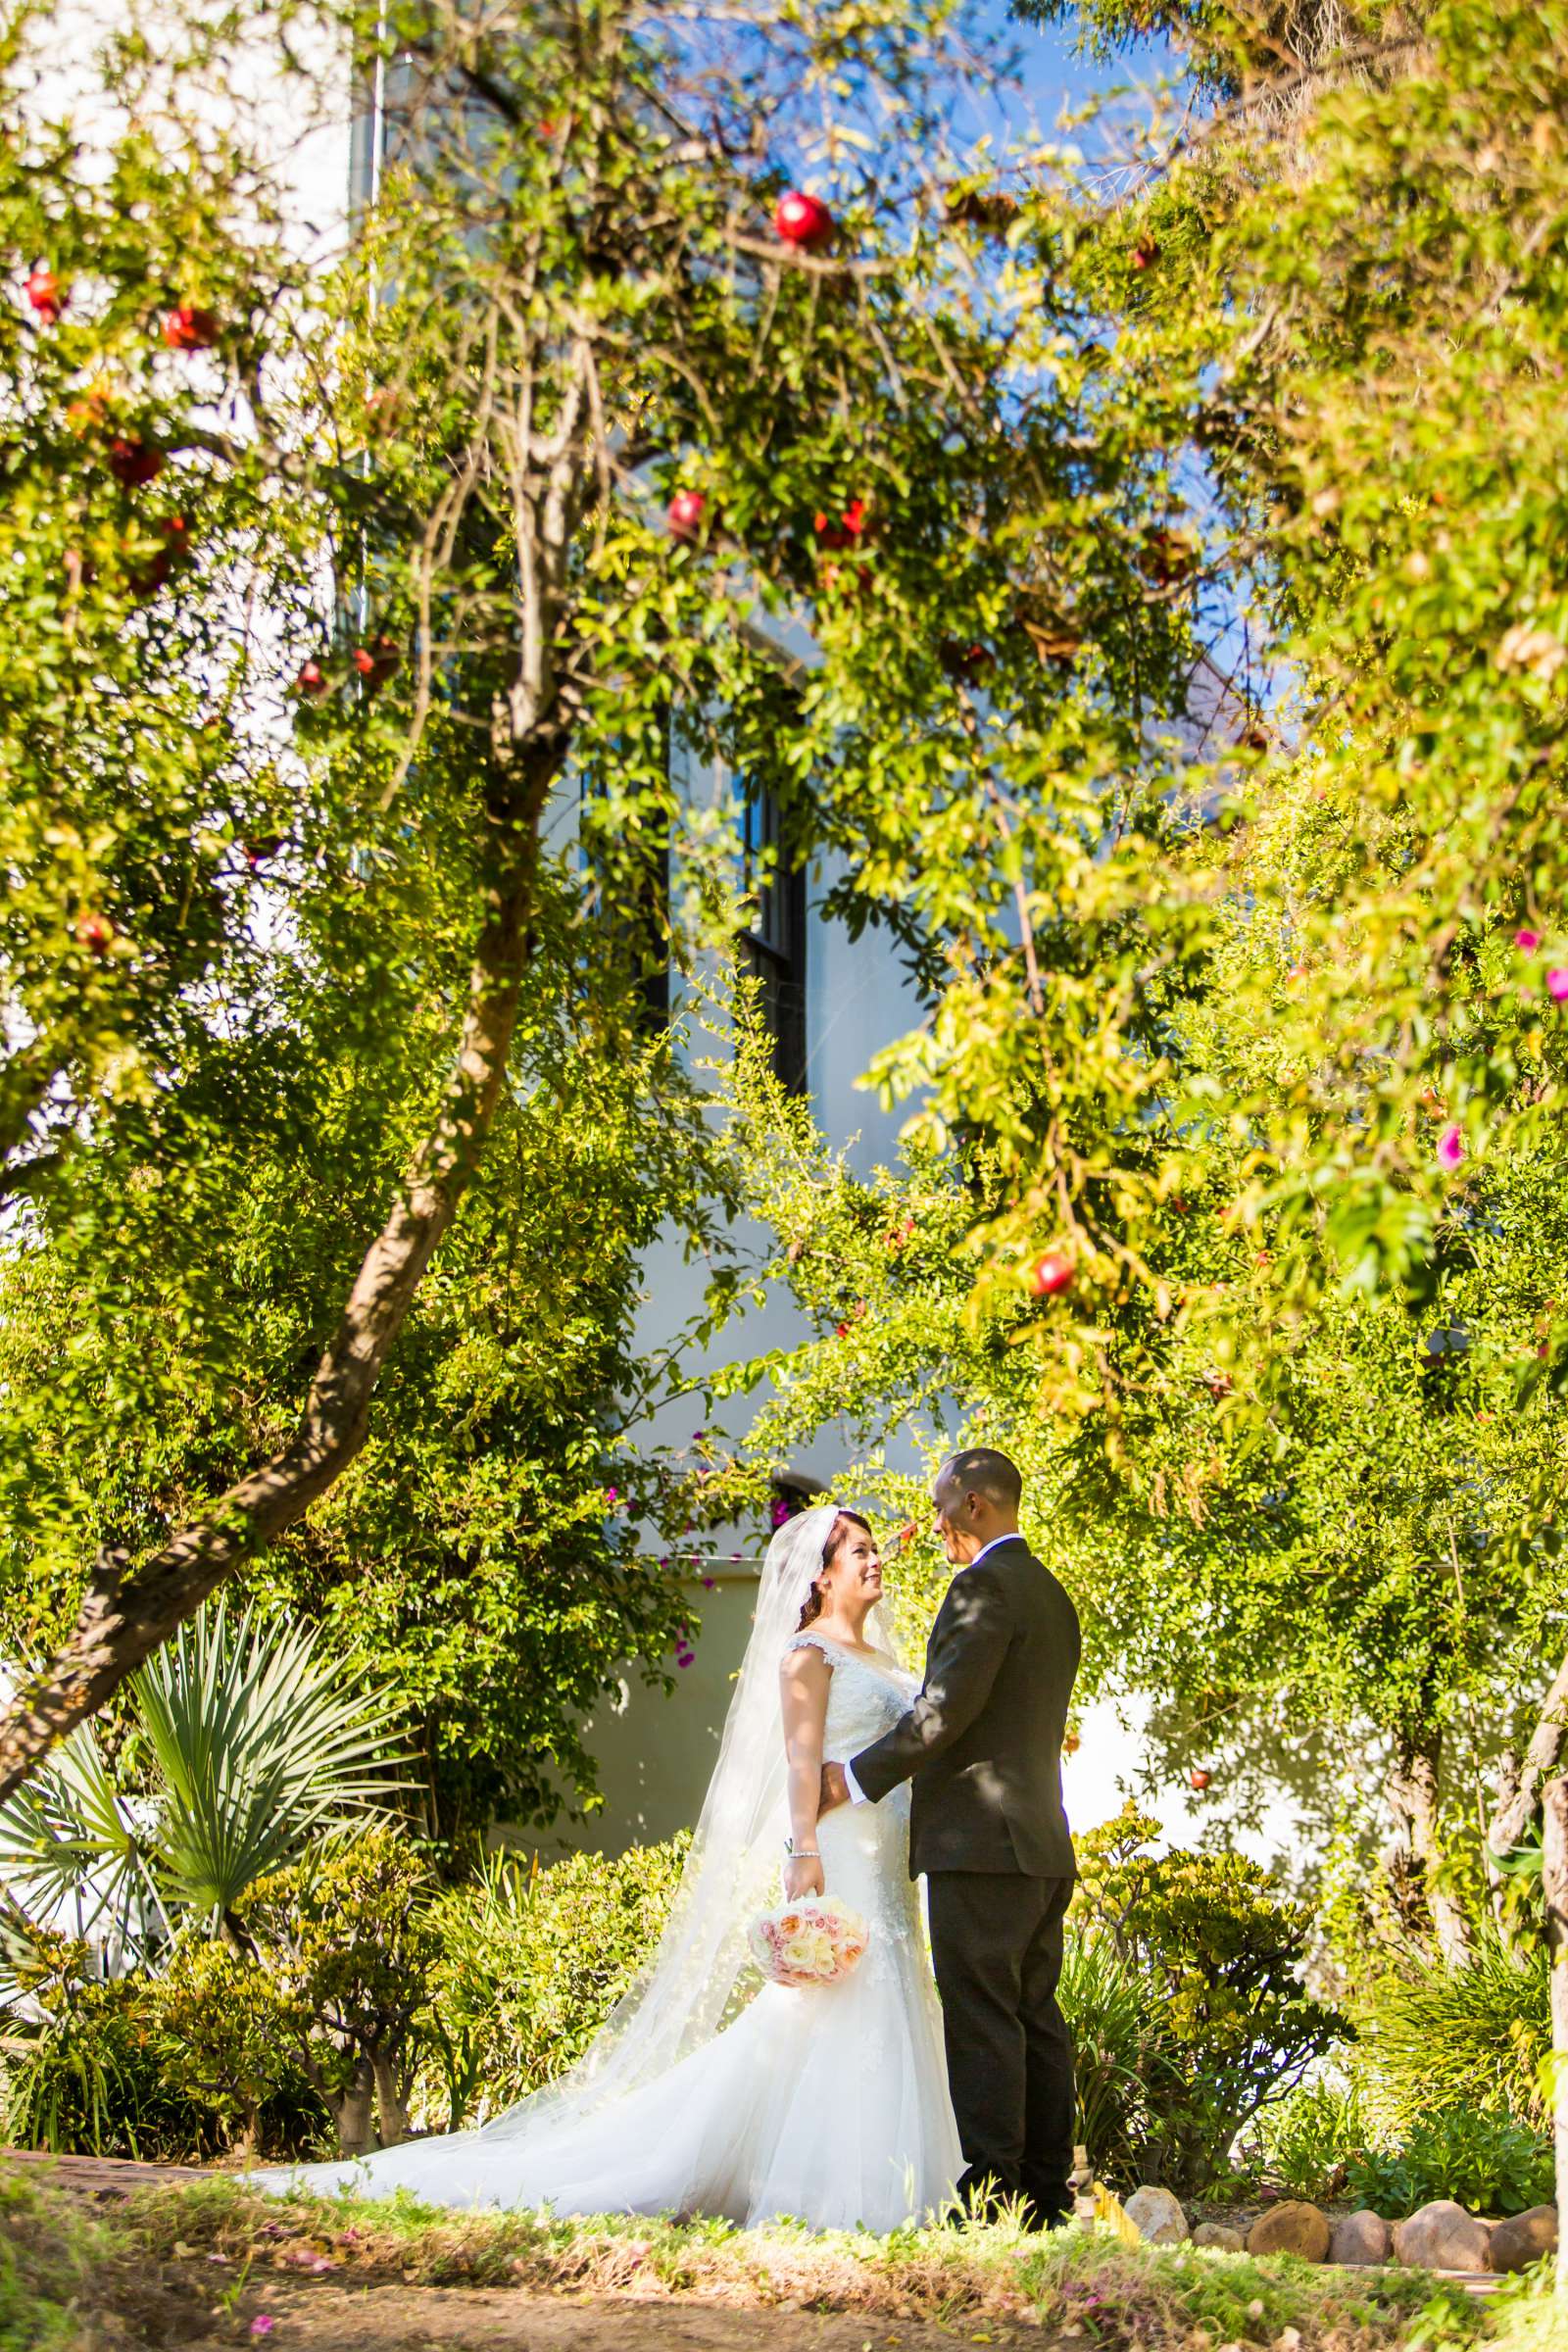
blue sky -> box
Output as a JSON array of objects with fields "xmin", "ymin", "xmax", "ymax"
[{"xmin": 958, "ymin": 4, "xmax": 1183, "ymax": 152}]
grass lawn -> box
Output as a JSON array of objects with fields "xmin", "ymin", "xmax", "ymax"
[{"xmin": 3, "ymin": 2162, "xmax": 1541, "ymax": 2352}]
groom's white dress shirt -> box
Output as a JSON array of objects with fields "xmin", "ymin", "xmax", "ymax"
[{"xmin": 842, "ymin": 1533, "xmax": 1018, "ymax": 1806}]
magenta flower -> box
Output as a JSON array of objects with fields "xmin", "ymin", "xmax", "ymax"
[
  {"xmin": 605, "ymin": 1487, "xmax": 618, "ymax": 1505},
  {"xmin": 250, "ymin": 2321, "xmax": 275, "ymax": 2339},
  {"xmin": 1547, "ymin": 968, "xmax": 1568, "ymax": 1002},
  {"xmin": 1517, "ymin": 928, "xmax": 1542, "ymax": 952},
  {"xmin": 1437, "ymin": 1124, "xmax": 1465, "ymax": 1170}
]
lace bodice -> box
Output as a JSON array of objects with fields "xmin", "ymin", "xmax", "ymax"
[
  {"xmin": 783, "ymin": 1632, "xmax": 917, "ymax": 1754},
  {"xmin": 780, "ymin": 1630, "xmax": 925, "ymax": 2003}
]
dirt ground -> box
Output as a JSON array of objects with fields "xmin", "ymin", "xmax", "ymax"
[{"xmin": 180, "ymin": 2279, "xmax": 1032, "ymax": 2351}]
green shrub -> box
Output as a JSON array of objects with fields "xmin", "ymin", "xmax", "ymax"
[
  {"xmin": 0, "ymin": 1928, "xmax": 203, "ymax": 2162},
  {"xmin": 1070, "ymin": 1806, "xmax": 1343, "ymax": 2196},
  {"xmin": 243, "ymin": 1826, "xmax": 442, "ymax": 2157},
  {"xmin": 419, "ymin": 1837, "xmax": 688, "ymax": 2124},
  {"xmin": 1057, "ymin": 1932, "xmax": 1157, "ymax": 2188},
  {"xmin": 153, "ymin": 1939, "xmax": 317, "ymax": 2157},
  {"xmin": 1352, "ymin": 1936, "xmax": 1549, "ymax": 2140},
  {"xmin": 1347, "ymin": 2104, "xmax": 1553, "ymax": 2218},
  {"xmin": 1250, "ymin": 2074, "xmax": 1364, "ymax": 2201}
]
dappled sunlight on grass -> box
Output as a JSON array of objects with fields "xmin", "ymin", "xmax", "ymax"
[{"xmin": 120, "ymin": 2175, "xmax": 1484, "ymax": 2344}]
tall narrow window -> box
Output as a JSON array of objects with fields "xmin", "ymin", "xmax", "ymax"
[{"xmin": 738, "ymin": 777, "xmax": 808, "ymax": 1094}]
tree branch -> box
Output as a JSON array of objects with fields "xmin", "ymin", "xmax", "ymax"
[
  {"xmin": 0, "ymin": 772, "xmax": 553, "ymax": 1807},
  {"xmin": 1489, "ymin": 1645, "xmax": 1568, "ymax": 1859}
]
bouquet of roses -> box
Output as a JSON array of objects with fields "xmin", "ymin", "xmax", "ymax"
[{"xmin": 748, "ymin": 1893, "xmax": 869, "ymax": 1988}]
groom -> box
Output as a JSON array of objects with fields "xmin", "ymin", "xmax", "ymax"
[{"xmin": 819, "ymin": 1447, "xmax": 1081, "ymax": 2228}]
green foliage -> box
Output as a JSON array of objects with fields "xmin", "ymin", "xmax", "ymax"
[
  {"xmin": 243, "ymin": 1828, "xmax": 442, "ymax": 2153},
  {"xmin": 0, "ymin": 1599, "xmax": 405, "ymax": 1952},
  {"xmin": 1250, "ymin": 2076, "xmax": 1365, "ymax": 2203},
  {"xmin": 710, "ymin": 1004, "xmax": 1568, "ymax": 1967},
  {"xmin": 420, "ymin": 1838, "xmax": 688, "ymax": 2123},
  {"xmin": 1070, "ymin": 1808, "xmax": 1342, "ymax": 2195},
  {"xmin": 0, "ymin": 0, "xmax": 1208, "ymax": 1804},
  {"xmin": 1352, "ymin": 1940, "xmax": 1551, "ymax": 2139},
  {"xmin": 1057, "ymin": 1930, "xmax": 1159, "ymax": 2188},
  {"xmin": 132, "ymin": 1600, "xmax": 406, "ymax": 1925},
  {"xmin": 152, "ymin": 1940, "xmax": 300, "ymax": 2153},
  {"xmin": 1347, "ymin": 2106, "xmax": 1554, "ymax": 2221},
  {"xmin": 0, "ymin": 1927, "xmax": 200, "ymax": 2161}
]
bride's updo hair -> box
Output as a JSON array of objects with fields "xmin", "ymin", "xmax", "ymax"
[{"xmin": 797, "ymin": 1508, "xmax": 873, "ymax": 1631}]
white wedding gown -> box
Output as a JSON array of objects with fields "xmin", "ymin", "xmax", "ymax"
[{"xmin": 256, "ymin": 1633, "xmax": 961, "ymax": 2230}]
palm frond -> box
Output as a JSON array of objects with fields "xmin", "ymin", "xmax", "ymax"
[
  {"xmin": 130, "ymin": 1599, "xmax": 410, "ymax": 1921},
  {"xmin": 0, "ymin": 1692, "xmax": 163, "ymax": 1972}
]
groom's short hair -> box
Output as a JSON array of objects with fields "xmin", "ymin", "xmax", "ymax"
[{"xmin": 938, "ymin": 1447, "xmax": 1022, "ymax": 1511}]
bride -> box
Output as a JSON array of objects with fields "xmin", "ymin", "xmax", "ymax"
[{"xmin": 254, "ymin": 1502, "xmax": 961, "ymax": 2230}]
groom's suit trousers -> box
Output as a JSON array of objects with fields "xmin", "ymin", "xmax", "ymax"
[{"xmin": 926, "ymin": 1869, "xmax": 1075, "ymax": 2219}]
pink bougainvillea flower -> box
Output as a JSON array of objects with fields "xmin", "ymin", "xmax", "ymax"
[
  {"xmin": 605, "ymin": 1486, "xmax": 618, "ymax": 1504},
  {"xmin": 1516, "ymin": 927, "xmax": 1542, "ymax": 952},
  {"xmin": 1547, "ymin": 967, "xmax": 1568, "ymax": 1002},
  {"xmin": 1437, "ymin": 1124, "xmax": 1465, "ymax": 1170},
  {"xmin": 249, "ymin": 2321, "xmax": 275, "ymax": 2339}
]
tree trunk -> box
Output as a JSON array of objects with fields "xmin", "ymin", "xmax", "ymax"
[
  {"xmin": 1386, "ymin": 1725, "xmax": 1475, "ymax": 1968},
  {"xmin": 332, "ymin": 2056, "xmax": 377, "ymax": 2159},
  {"xmin": 1542, "ymin": 1778, "xmax": 1568, "ymax": 2301},
  {"xmin": 370, "ymin": 2048, "xmax": 412, "ymax": 2149},
  {"xmin": 0, "ymin": 792, "xmax": 547, "ymax": 1806}
]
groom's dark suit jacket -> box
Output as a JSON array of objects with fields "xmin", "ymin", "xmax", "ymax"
[{"xmin": 852, "ymin": 1536, "xmax": 1080, "ymax": 1878}]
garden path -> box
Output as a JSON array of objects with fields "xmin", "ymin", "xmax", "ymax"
[{"xmin": 193, "ymin": 2278, "xmax": 1029, "ymax": 2350}]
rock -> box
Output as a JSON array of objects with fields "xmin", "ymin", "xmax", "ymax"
[
  {"xmin": 1392, "ymin": 2200, "xmax": 1493, "ymax": 2274},
  {"xmin": 1330, "ymin": 2211, "xmax": 1393, "ymax": 2266},
  {"xmin": 1193, "ymin": 2223, "xmax": 1246, "ymax": 2253},
  {"xmin": 1246, "ymin": 2200, "xmax": 1332, "ymax": 2261},
  {"xmin": 1125, "ymin": 2185, "xmax": 1191, "ymax": 2245},
  {"xmin": 1488, "ymin": 2205, "xmax": 1557, "ymax": 2274}
]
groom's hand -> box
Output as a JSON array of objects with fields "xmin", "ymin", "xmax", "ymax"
[{"xmin": 818, "ymin": 1761, "xmax": 851, "ymax": 1814}]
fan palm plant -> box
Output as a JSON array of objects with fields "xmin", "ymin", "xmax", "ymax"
[
  {"xmin": 0, "ymin": 1601, "xmax": 407, "ymax": 1964},
  {"xmin": 0, "ymin": 1691, "xmax": 168, "ymax": 1972}
]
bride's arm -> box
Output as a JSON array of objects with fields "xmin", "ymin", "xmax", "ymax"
[{"xmin": 779, "ymin": 1646, "xmax": 832, "ymax": 1899}]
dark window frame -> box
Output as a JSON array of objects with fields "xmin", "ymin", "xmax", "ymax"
[{"xmin": 736, "ymin": 771, "xmax": 808, "ymax": 1095}]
